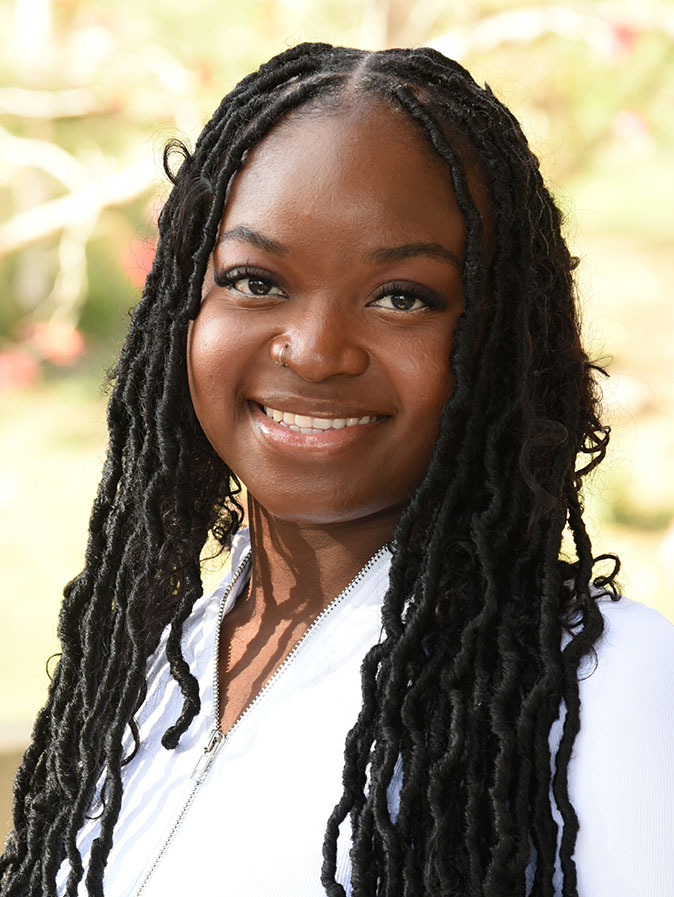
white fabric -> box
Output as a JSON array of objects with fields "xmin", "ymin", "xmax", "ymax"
[
  {"xmin": 552, "ymin": 596, "xmax": 674, "ymax": 896},
  {"xmin": 57, "ymin": 530, "xmax": 674, "ymax": 896}
]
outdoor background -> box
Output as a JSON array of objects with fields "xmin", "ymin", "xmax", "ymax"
[{"xmin": 1, "ymin": 0, "xmax": 673, "ymax": 842}]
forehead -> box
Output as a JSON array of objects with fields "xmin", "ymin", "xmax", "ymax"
[{"xmin": 219, "ymin": 98, "xmax": 466, "ymax": 251}]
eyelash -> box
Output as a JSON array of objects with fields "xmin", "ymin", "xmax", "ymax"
[
  {"xmin": 213, "ymin": 266, "xmax": 445, "ymax": 311},
  {"xmin": 369, "ymin": 281, "xmax": 445, "ymax": 312},
  {"xmin": 213, "ymin": 265, "xmax": 284, "ymax": 296}
]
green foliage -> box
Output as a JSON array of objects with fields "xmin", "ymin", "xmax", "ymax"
[{"xmin": 79, "ymin": 231, "xmax": 140, "ymax": 340}]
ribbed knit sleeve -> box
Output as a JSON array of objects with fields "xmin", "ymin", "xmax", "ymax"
[{"xmin": 559, "ymin": 598, "xmax": 674, "ymax": 897}]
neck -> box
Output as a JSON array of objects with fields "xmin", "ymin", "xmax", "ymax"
[{"xmin": 244, "ymin": 496, "xmax": 399, "ymax": 618}]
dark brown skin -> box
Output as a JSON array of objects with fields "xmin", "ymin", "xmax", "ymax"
[
  {"xmin": 216, "ymin": 501, "xmax": 403, "ymax": 734},
  {"xmin": 187, "ymin": 99, "xmax": 467, "ymax": 734}
]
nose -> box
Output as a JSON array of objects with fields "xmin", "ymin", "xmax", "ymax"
[{"xmin": 279, "ymin": 303, "xmax": 369, "ymax": 382}]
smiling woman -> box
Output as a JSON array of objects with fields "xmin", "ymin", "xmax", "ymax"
[
  {"xmin": 188, "ymin": 100, "xmax": 464, "ymax": 528},
  {"xmin": 2, "ymin": 43, "xmax": 673, "ymax": 897}
]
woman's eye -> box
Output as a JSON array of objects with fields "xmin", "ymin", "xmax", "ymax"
[
  {"xmin": 369, "ymin": 281, "xmax": 446, "ymax": 313},
  {"xmin": 237, "ymin": 277, "xmax": 281, "ymax": 296},
  {"xmin": 214, "ymin": 268, "xmax": 285, "ymax": 298},
  {"xmin": 371, "ymin": 292, "xmax": 429, "ymax": 312}
]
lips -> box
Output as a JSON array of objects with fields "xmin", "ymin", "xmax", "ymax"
[{"xmin": 261, "ymin": 404, "xmax": 383, "ymax": 433}]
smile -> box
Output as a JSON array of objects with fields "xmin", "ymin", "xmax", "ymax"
[{"xmin": 261, "ymin": 405, "xmax": 382, "ymax": 433}]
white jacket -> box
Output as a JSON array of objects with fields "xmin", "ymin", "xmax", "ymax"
[{"xmin": 58, "ymin": 530, "xmax": 674, "ymax": 896}]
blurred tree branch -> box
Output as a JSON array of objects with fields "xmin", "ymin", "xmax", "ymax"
[
  {"xmin": 0, "ymin": 124, "xmax": 89, "ymax": 191},
  {"xmin": 361, "ymin": 0, "xmax": 674, "ymax": 55},
  {"xmin": 554, "ymin": 40, "xmax": 673, "ymax": 181},
  {"xmin": 0, "ymin": 157, "xmax": 156, "ymax": 256},
  {"xmin": 430, "ymin": 4, "xmax": 674, "ymax": 60},
  {"xmin": 2, "ymin": 0, "xmax": 672, "ymax": 341},
  {"xmin": 0, "ymin": 88, "xmax": 100, "ymax": 119}
]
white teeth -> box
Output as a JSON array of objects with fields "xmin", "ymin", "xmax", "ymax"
[{"xmin": 261, "ymin": 406, "xmax": 377, "ymax": 432}]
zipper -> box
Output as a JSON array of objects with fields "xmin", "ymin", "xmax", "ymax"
[
  {"xmin": 132, "ymin": 541, "xmax": 390, "ymax": 895},
  {"xmin": 132, "ymin": 550, "xmax": 251, "ymax": 896}
]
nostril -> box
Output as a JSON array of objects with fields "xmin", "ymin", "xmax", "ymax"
[{"xmin": 276, "ymin": 335, "xmax": 369, "ymax": 381}]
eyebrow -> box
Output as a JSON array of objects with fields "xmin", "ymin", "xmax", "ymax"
[
  {"xmin": 218, "ymin": 226, "xmax": 461, "ymax": 269},
  {"xmin": 218, "ymin": 225, "xmax": 287, "ymax": 256},
  {"xmin": 369, "ymin": 243, "xmax": 461, "ymax": 269}
]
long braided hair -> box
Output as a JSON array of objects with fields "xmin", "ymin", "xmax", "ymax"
[{"xmin": 1, "ymin": 44, "xmax": 617, "ymax": 897}]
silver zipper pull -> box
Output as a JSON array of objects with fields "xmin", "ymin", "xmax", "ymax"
[{"xmin": 190, "ymin": 728, "xmax": 224, "ymax": 783}]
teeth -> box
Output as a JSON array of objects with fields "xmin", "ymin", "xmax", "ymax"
[
  {"xmin": 313, "ymin": 418, "xmax": 333, "ymax": 430},
  {"xmin": 262, "ymin": 406, "xmax": 377, "ymax": 432}
]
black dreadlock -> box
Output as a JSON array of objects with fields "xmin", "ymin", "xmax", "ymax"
[{"xmin": 1, "ymin": 44, "xmax": 618, "ymax": 897}]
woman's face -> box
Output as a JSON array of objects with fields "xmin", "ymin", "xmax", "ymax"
[{"xmin": 188, "ymin": 99, "xmax": 467, "ymax": 525}]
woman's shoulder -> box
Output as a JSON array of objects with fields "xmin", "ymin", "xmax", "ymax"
[
  {"xmin": 597, "ymin": 591, "xmax": 674, "ymax": 636},
  {"xmin": 575, "ymin": 593, "xmax": 674, "ymax": 753},
  {"xmin": 581, "ymin": 593, "xmax": 674, "ymax": 682},
  {"xmin": 569, "ymin": 595, "xmax": 674, "ymax": 897}
]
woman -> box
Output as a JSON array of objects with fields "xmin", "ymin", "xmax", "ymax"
[{"xmin": 2, "ymin": 43, "xmax": 673, "ymax": 897}]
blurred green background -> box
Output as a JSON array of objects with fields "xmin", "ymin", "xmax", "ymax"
[{"xmin": 1, "ymin": 0, "xmax": 673, "ymax": 842}]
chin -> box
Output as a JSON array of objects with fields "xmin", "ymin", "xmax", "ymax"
[{"xmin": 245, "ymin": 487, "xmax": 410, "ymax": 529}]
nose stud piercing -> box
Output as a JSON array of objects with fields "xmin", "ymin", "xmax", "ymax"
[{"xmin": 274, "ymin": 343, "xmax": 290, "ymax": 367}]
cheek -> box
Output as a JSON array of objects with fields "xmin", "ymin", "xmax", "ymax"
[
  {"xmin": 187, "ymin": 318, "xmax": 221, "ymax": 412},
  {"xmin": 186, "ymin": 311, "xmax": 245, "ymax": 436},
  {"xmin": 396, "ymin": 334, "xmax": 455, "ymax": 415},
  {"xmin": 388, "ymin": 344, "xmax": 454, "ymax": 484}
]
